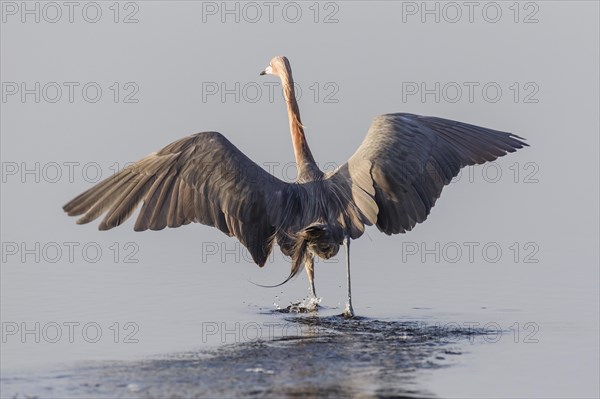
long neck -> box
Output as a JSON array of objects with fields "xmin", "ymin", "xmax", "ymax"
[{"xmin": 280, "ymin": 67, "xmax": 319, "ymax": 180}]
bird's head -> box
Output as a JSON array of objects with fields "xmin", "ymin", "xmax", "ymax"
[{"xmin": 260, "ymin": 56, "xmax": 290, "ymax": 78}]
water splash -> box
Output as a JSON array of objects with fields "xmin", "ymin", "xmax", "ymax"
[{"xmin": 276, "ymin": 296, "xmax": 322, "ymax": 314}]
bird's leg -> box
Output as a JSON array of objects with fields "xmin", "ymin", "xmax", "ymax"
[
  {"xmin": 343, "ymin": 235, "xmax": 355, "ymax": 319},
  {"xmin": 303, "ymin": 256, "xmax": 320, "ymax": 311},
  {"xmin": 304, "ymin": 256, "xmax": 316, "ymax": 298}
]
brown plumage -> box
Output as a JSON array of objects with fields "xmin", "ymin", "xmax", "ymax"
[{"xmin": 64, "ymin": 56, "xmax": 528, "ymax": 317}]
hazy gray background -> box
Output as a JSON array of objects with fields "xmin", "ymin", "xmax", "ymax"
[{"xmin": 1, "ymin": 1, "xmax": 598, "ymax": 398}]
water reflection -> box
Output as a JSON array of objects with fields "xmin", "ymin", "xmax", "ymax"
[{"xmin": 2, "ymin": 315, "xmax": 491, "ymax": 398}]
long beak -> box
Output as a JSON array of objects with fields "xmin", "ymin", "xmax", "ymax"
[{"xmin": 259, "ymin": 65, "xmax": 272, "ymax": 76}]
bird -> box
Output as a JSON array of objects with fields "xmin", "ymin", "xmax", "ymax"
[{"xmin": 63, "ymin": 55, "xmax": 528, "ymax": 318}]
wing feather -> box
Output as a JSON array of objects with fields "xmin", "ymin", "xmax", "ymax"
[
  {"xmin": 327, "ymin": 113, "xmax": 528, "ymax": 235},
  {"xmin": 63, "ymin": 131, "xmax": 293, "ymax": 266}
]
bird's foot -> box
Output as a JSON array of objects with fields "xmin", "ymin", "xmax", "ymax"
[
  {"xmin": 305, "ymin": 296, "xmax": 321, "ymax": 311},
  {"xmin": 342, "ymin": 302, "xmax": 355, "ymax": 319}
]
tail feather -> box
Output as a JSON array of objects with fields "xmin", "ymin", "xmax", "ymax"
[
  {"xmin": 269, "ymin": 223, "xmax": 342, "ymax": 287},
  {"xmin": 248, "ymin": 223, "xmax": 344, "ymax": 289}
]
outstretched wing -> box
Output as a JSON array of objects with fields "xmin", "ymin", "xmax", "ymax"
[
  {"xmin": 63, "ymin": 131, "xmax": 292, "ymax": 266},
  {"xmin": 327, "ymin": 113, "xmax": 528, "ymax": 235}
]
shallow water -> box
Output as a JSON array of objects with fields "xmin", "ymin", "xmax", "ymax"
[
  {"xmin": 1, "ymin": 254, "xmax": 598, "ymax": 398},
  {"xmin": 1, "ymin": 314, "xmax": 494, "ymax": 398}
]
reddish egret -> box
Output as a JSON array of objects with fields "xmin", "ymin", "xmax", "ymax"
[{"xmin": 64, "ymin": 56, "xmax": 528, "ymax": 317}]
